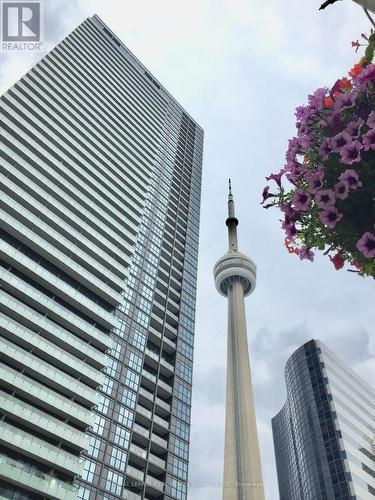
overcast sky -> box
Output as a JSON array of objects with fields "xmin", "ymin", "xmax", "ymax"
[{"xmin": 1, "ymin": 1, "xmax": 374, "ymax": 499}]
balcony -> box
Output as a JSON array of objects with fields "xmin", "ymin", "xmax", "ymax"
[
  {"xmin": 145, "ymin": 474, "xmax": 164, "ymax": 493},
  {"xmin": 126, "ymin": 465, "xmax": 144, "ymax": 483},
  {"xmin": 157, "ymin": 379, "xmax": 172, "ymax": 395},
  {"xmin": 123, "ymin": 490, "xmax": 143, "ymax": 500},
  {"xmin": 132, "ymin": 423, "xmax": 150, "ymax": 440},
  {"xmin": 0, "ymin": 454, "xmax": 78, "ymax": 500},
  {"xmin": 153, "ymin": 414, "xmax": 169, "ymax": 432},
  {"xmin": 151, "ymin": 433, "xmax": 168, "ymax": 450},
  {"xmin": 160, "ymin": 357, "xmax": 174, "ymax": 374},
  {"xmin": 148, "ymin": 453, "xmax": 166, "ymax": 470},
  {"xmin": 155, "ymin": 397, "xmax": 170, "ymax": 414},
  {"xmin": 129, "ymin": 443, "xmax": 147, "ymax": 461},
  {"xmin": 136, "ymin": 404, "xmax": 152, "ymax": 422},
  {"xmin": 162, "ymin": 336, "xmax": 176, "ymax": 354}
]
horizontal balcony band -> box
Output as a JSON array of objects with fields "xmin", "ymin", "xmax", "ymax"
[
  {"xmin": 15, "ymin": 73, "xmax": 154, "ymax": 190},
  {"xmin": 0, "ymin": 240, "xmax": 116, "ymax": 330},
  {"xmin": 136, "ymin": 405, "xmax": 152, "ymax": 421},
  {"xmin": 0, "ymin": 337, "xmax": 99, "ymax": 407},
  {"xmin": 0, "ymin": 455, "xmax": 78, "ymax": 500},
  {"xmin": 153, "ymin": 414, "xmax": 169, "ymax": 431},
  {"xmin": 0, "ymin": 267, "xmax": 112, "ymax": 351},
  {"xmin": 0, "ymin": 391, "xmax": 89, "ymax": 451},
  {"xmin": 1, "ymin": 165, "xmax": 136, "ymax": 266},
  {"xmin": 0, "ymin": 363, "xmax": 95, "ymax": 427},
  {"xmin": 0, "ymin": 312, "xmax": 104, "ymax": 387},
  {"xmin": 151, "ymin": 433, "xmax": 167, "ymax": 449},
  {"xmin": 122, "ymin": 490, "xmax": 142, "ymax": 500},
  {"xmin": 66, "ymin": 24, "xmax": 167, "ymax": 126},
  {"xmin": 148, "ymin": 453, "xmax": 166, "ymax": 470},
  {"xmin": 132, "ymin": 423, "xmax": 150, "ymax": 439},
  {"xmin": 0, "ymin": 186, "xmax": 131, "ymax": 278},
  {"xmin": 1, "ymin": 99, "xmax": 146, "ymax": 218},
  {"xmin": 129, "ymin": 443, "xmax": 147, "ymax": 461},
  {"xmin": 0, "ymin": 290, "xmax": 107, "ymax": 369},
  {"xmin": 0, "ymin": 137, "xmax": 142, "ymax": 242},
  {"xmin": 0, "ymin": 420, "xmax": 83, "ymax": 477},
  {"xmin": 0, "ymin": 207, "xmax": 124, "ymax": 298},
  {"xmin": 126, "ymin": 465, "xmax": 144, "ymax": 482},
  {"xmin": 145, "ymin": 474, "xmax": 164, "ymax": 492}
]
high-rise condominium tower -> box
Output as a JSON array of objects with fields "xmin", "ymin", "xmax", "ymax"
[
  {"xmin": 213, "ymin": 184, "xmax": 265, "ymax": 500},
  {"xmin": 273, "ymin": 339, "xmax": 375, "ymax": 500},
  {"xmin": 0, "ymin": 15, "xmax": 203, "ymax": 500}
]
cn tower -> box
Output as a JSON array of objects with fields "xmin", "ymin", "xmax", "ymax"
[{"xmin": 213, "ymin": 181, "xmax": 265, "ymax": 500}]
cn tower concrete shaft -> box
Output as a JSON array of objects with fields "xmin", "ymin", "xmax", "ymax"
[{"xmin": 214, "ymin": 181, "xmax": 265, "ymax": 500}]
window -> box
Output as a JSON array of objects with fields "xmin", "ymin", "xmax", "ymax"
[
  {"xmin": 113, "ymin": 425, "xmax": 130, "ymax": 448},
  {"xmin": 110, "ymin": 446, "xmax": 127, "ymax": 470},
  {"xmin": 179, "ymin": 341, "xmax": 193, "ymax": 361},
  {"xmin": 129, "ymin": 352, "xmax": 143, "ymax": 373},
  {"xmin": 105, "ymin": 469, "xmax": 123, "ymax": 496},
  {"xmin": 116, "ymin": 405, "xmax": 134, "ymax": 428},
  {"xmin": 175, "ymin": 381, "xmax": 192, "ymax": 405},
  {"xmin": 143, "ymin": 273, "xmax": 155, "ymax": 290},
  {"xmin": 118, "ymin": 299, "xmax": 131, "ymax": 315},
  {"xmin": 97, "ymin": 395, "xmax": 110, "ymax": 415},
  {"xmin": 140, "ymin": 284, "xmax": 153, "ymax": 301},
  {"xmin": 148, "ymin": 252, "xmax": 159, "ymax": 267},
  {"xmin": 111, "ymin": 341, "xmax": 122, "ymax": 360},
  {"xmin": 77, "ymin": 487, "xmax": 90, "ymax": 500},
  {"xmin": 122, "ymin": 286, "xmax": 134, "ymax": 302},
  {"xmin": 174, "ymin": 438, "xmax": 189, "ymax": 461},
  {"xmin": 87, "ymin": 436, "xmax": 101, "ymax": 459},
  {"xmin": 145, "ymin": 262, "xmax": 157, "ymax": 278},
  {"xmin": 139, "ymin": 296, "xmax": 152, "ymax": 315},
  {"xmin": 82, "ymin": 459, "xmax": 96, "ymax": 483},
  {"xmin": 172, "ymin": 457, "xmax": 188, "ymax": 480},
  {"xmin": 170, "ymin": 478, "xmax": 187, "ymax": 500},
  {"xmin": 92, "ymin": 414, "xmax": 106, "ymax": 436},
  {"xmin": 132, "ymin": 330, "xmax": 146, "ymax": 351},
  {"xmin": 105, "ymin": 358, "xmax": 119, "ymax": 378},
  {"xmin": 124, "ymin": 369, "xmax": 140, "ymax": 390},
  {"xmin": 178, "ymin": 361, "xmax": 193, "ymax": 384},
  {"xmin": 121, "ymin": 387, "xmax": 137, "ymax": 409},
  {"xmin": 176, "ymin": 402, "xmax": 190, "ymax": 424},
  {"xmin": 136, "ymin": 310, "xmax": 149, "ymax": 328},
  {"xmin": 102, "ymin": 377, "xmax": 115, "ymax": 396},
  {"xmin": 175, "ymin": 420, "xmax": 189, "ymax": 441}
]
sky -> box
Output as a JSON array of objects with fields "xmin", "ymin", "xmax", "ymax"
[{"xmin": 1, "ymin": 1, "xmax": 374, "ymax": 499}]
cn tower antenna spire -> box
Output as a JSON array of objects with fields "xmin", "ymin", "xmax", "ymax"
[
  {"xmin": 226, "ymin": 180, "xmax": 239, "ymax": 251},
  {"xmin": 213, "ymin": 182, "xmax": 265, "ymax": 500}
]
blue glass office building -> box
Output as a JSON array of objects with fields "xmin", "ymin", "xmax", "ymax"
[
  {"xmin": 0, "ymin": 15, "xmax": 203, "ymax": 500},
  {"xmin": 272, "ymin": 339, "xmax": 375, "ymax": 499}
]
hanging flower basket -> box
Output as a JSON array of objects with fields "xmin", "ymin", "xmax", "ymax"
[{"xmin": 262, "ymin": 34, "xmax": 375, "ymax": 278}]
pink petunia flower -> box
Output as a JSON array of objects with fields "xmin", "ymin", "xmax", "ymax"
[
  {"xmin": 319, "ymin": 137, "xmax": 333, "ymax": 161},
  {"xmin": 315, "ymin": 189, "xmax": 336, "ymax": 209},
  {"xmin": 345, "ymin": 118, "xmax": 364, "ymax": 138},
  {"xmin": 334, "ymin": 180, "xmax": 350, "ymax": 200},
  {"xmin": 338, "ymin": 169, "xmax": 362, "ymax": 190},
  {"xmin": 319, "ymin": 207, "xmax": 343, "ymax": 229},
  {"xmin": 363, "ymin": 129, "xmax": 375, "ymax": 151},
  {"xmin": 367, "ymin": 110, "xmax": 375, "ymax": 129},
  {"xmin": 292, "ymin": 189, "xmax": 311, "ymax": 211},
  {"xmin": 306, "ymin": 169, "xmax": 324, "ymax": 194},
  {"xmin": 356, "ymin": 232, "xmax": 375, "ymax": 259},
  {"xmin": 331, "ymin": 131, "xmax": 352, "ymax": 153},
  {"xmin": 340, "ymin": 140, "xmax": 362, "ymax": 165},
  {"xmin": 299, "ymin": 246, "xmax": 315, "ymax": 262}
]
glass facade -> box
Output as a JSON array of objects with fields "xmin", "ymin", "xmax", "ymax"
[
  {"xmin": 272, "ymin": 339, "xmax": 375, "ymax": 500},
  {"xmin": 0, "ymin": 14, "xmax": 203, "ymax": 500}
]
